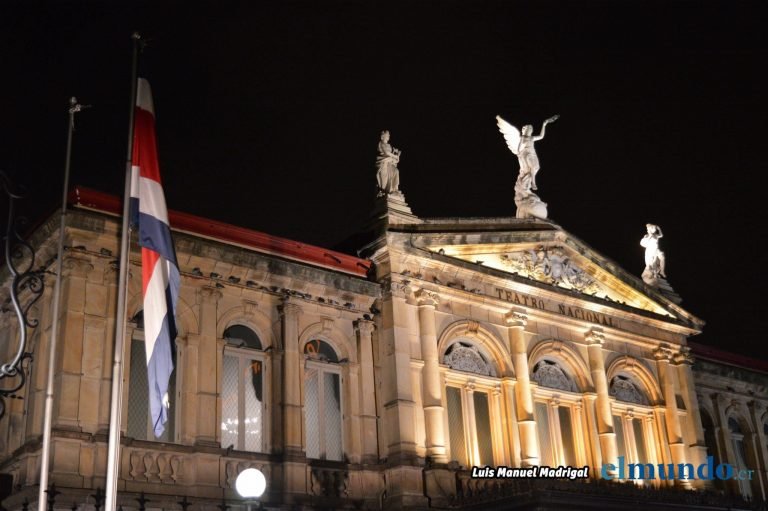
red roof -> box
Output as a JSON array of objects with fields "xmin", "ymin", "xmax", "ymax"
[
  {"xmin": 688, "ymin": 341, "xmax": 768, "ymax": 374},
  {"xmin": 69, "ymin": 186, "xmax": 372, "ymax": 278}
]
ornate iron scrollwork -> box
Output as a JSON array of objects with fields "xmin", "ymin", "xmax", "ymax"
[{"xmin": 0, "ymin": 172, "xmax": 45, "ymax": 419}]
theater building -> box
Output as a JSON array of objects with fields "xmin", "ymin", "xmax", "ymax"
[{"xmin": 0, "ymin": 187, "xmax": 766, "ymax": 510}]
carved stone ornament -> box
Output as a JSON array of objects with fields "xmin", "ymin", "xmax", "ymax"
[
  {"xmin": 499, "ymin": 246, "xmax": 602, "ymax": 295},
  {"xmin": 531, "ymin": 360, "xmax": 576, "ymax": 392},
  {"xmin": 609, "ymin": 375, "xmax": 649, "ymax": 405},
  {"xmin": 443, "ymin": 342, "xmax": 495, "ymax": 377}
]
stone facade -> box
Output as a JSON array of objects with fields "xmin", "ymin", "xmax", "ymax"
[{"xmin": 0, "ymin": 190, "xmax": 765, "ymax": 510}]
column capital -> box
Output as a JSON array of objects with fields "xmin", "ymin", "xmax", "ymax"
[
  {"xmin": 63, "ymin": 255, "xmax": 95, "ymax": 277},
  {"xmin": 199, "ymin": 285, "xmax": 223, "ymax": 302},
  {"xmin": 653, "ymin": 344, "xmax": 673, "ymax": 362},
  {"xmin": 415, "ymin": 288, "xmax": 439, "ymax": 307},
  {"xmin": 278, "ymin": 297, "xmax": 302, "ymax": 317},
  {"xmin": 504, "ymin": 309, "xmax": 528, "ymax": 327},
  {"xmin": 354, "ymin": 318, "xmax": 375, "ymax": 336},
  {"xmin": 585, "ymin": 328, "xmax": 605, "ymax": 346},
  {"xmin": 673, "ymin": 346, "xmax": 694, "ymax": 365}
]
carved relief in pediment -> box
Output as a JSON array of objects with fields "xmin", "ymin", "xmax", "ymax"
[{"xmin": 499, "ymin": 246, "xmax": 602, "ymax": 294}]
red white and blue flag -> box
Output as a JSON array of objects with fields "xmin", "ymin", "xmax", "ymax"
[{"xmin": 129, "ymin": 78, "xmax": 179, "ymax": 438}]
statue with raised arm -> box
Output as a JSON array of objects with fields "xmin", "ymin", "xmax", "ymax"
[
  {"xmin": 496, "ymin": 115, "xmax": 559, "ymax": 219},
  {"xmin": 376, "ymin": 130, "xmax": 402, "ymax": 196},
  {"xmin": 640, "ymin": 224, "xmax": 667, "ymax": 285}
]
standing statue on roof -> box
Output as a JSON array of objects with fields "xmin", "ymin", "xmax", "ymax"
[
  {"xmin": 641, "ymin": 223, "xmax": 667, "ymax": 286},
  {"xmin": 376, "ymin": 130, "xmax": 402, "ymax": 196},
  {"xmin": 496, "ymin": 114, "xmax": 559, "ymax": 220}
]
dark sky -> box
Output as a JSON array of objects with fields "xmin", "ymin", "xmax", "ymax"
[{"xmin": 2, "ymin": 2, "xmax": 766, "ymax": 357}]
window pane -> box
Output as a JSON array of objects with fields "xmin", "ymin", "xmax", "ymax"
[
  {"xmin": 558, "ymin": 406, "xmax": 576, "ymax": 466},
  {"xmin": 324, "ymin": 373, "xmax": 343, "ymax": 461},
  {"xmin": 221, "ymin": 355, "xmax": 239, "ymax": 449},
  {"xmin": 473, "ymin": 392, "xmax": 494, "ymax": 466},
  {"xmin": 536, "ymin": 402, "xmax": 553, "ymax": 466},
  {"xmin": 446, "ymin": 387, "xmax": 467, "ymax": 466},
  {"xmin": 613, "ymin": 415, "xmax": 626, "ymax": 460},
  {"xmin": 633, "ymin": 419, "xmax": 648, "ymax": 464},
  {"xmin": 244, "ymin": 360, "xmax": 263, "ymax": 452},
  {"xmin": 305, "ymin": 369, "xmax": 320, "ymax": 458},
  {"xmin": 128, "ymin": 340, "xmax": 149, "ymax": 439}
]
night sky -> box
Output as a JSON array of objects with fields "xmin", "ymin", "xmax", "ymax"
[{"xmin": 2, "ymin": 2, "xmax": 766, "ymax": 357}]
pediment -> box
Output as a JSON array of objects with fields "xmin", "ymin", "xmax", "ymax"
[{"xmin": 419, "ymin": 230, "xmax": 691, "ymax": 322}]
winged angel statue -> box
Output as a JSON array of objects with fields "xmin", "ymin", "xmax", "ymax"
[{"xmin": 496, "ymin": 115, "xmax": 559, "ymax": 219}]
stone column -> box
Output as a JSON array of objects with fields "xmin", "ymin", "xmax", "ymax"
[
  {"xmin": 416, "ymin": 289, "xmax": 448, "ymax": 463},
  {"xmin": 585, "ymin": 329, "xmax": 617, "ymax": 474},
  {"xmin": 654, "ymin": 345, "xmax": 689, "ymax": 487},
  {"xmin": 572, "ymin": 401, "xmax": 588, "ymax": 467},
  {"xmin": 502, "ymin": 380, "xmax": 520, "ymax": 466},
  {"xmin": 355, "ymin": 318, "xmax": 379, "ymax": 463},
  {"xmin": 505, "ymin": 310, "xmax": 538, "ymax": 466},
  {"xmin": 490, "ymin": 385, "xmax": 505, "ymax": 465},
  {"xmin": 196, "ymin": 286, "xmax": 221, "ymax": 445},
  {"xmin": 583, "ymin": 394, "xmax": 602, "ymax": 473},
  {"xmin": 674, "ymin": 347, "xmax": 710, "ymax": 489},
  {"xmin": 746, "ymin": 402, "xmax": 767, "ymax": 501},
  {"xmin": 279, "ymin": 299, "xmax": 303, "ymax": 455}
]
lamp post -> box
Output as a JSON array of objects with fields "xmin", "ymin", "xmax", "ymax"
[{"xmin": 235, "ymin": 468, "xmax": 266, "ymax": 511}]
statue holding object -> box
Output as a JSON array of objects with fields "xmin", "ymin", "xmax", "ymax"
[
  {"xmin": 496, "ymin": 114, "xmax": 559, "ymax": 220},
  {"xmin": 376, "ymin": 130, "xmax": 402, "ymax": 197}
]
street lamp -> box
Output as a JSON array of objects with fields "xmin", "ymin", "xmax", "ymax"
[{"xmin": 235, "ymin": 468, "xmax": 266, "ymax": 510}]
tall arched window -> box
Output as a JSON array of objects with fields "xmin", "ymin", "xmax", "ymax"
[
  {"xmin": 221, "ymin": 325, "xmax": 267, "ymax": 452},
  {"xmin": 531, "ymin": 359, "xmax": 582, "ymax": 467},
  {"xmin": 443, "ymin": 341, "xmax": 499, "ymax": 467},
  {"xmin": 304, "ymin": 339, "xmax": 343, "ymax": 461},
  {"xmin": 609, "ymin": 374, "xmax": 656, "ymax": 481},
  {"xmin": 728, "ymin": 417, "xmax": 752, "ymax": 499},
  {"xmin": 127, "ymin": 310, "xmax": 177, "ymax": 442},
  {"xmin": 701, "ymin": 410, "xmax": 725, "ymax": 490}
]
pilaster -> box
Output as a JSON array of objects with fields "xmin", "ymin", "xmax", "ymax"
[{"xmin": 504, "ymin": 309, "xmax": 538, "ymax": 466}]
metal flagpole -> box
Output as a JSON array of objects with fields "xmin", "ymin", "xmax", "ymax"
[
  {"xmin": 38, "ymin": 97, "xmax": 89, "ymax": 511},
  {"xmin": 105, "ymin": 32, "xmax": 141, "ymax": 511}
]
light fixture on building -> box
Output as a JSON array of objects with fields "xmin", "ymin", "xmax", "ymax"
[{"xmin": 236, "ymin": 468, "xmax": 267, "ymax": 509}]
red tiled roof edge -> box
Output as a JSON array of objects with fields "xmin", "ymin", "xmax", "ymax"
[
  {"xmin": 688, "ymin": 341, "xmax": 768, "ymax": 374},
  {"xmin": 69, "ymin": 186, "xmax": 373, "ymax": 278}
]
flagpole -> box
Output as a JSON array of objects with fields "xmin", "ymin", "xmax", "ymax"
[
  {"xmin": 37, "ymin": 97, "xmax": 88, "ymax": 511},
  {"xmin": 105, "ymin": 32, "xmax": 141, "ymax": 511}
]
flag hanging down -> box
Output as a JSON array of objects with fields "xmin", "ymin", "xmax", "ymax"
[{"xmin": 129, "ymin": 78, "xmax": 180, "ymax": 438}]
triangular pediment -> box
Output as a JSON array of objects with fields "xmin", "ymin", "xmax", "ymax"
[
  {"xmin": 400, "ymin": 218, "xmax": 701, "ymax": 327},
  {"xmin": 441, "ymin": 242, "xmax": 669, "ymax": 315}
]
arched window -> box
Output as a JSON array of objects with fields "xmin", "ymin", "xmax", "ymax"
[
  {"xmin": 728, "ymin": 416, "xmax": 752, "ymax": 499},
  {"xmin": 609, "ymin": 373, "xmax": 657, "ymax": 482},
  {"xmin": 701, "ymin": 410, "xmax": 725, "ymax": 490},
  {"xmin": 221, "ymin": 325, "xmax": 267, "ymax": 452},
  {"xmin": 531, "ymin": 359, "xmax": 581, "ymax": 467},
  {"xmin": 443, "ymin": 340, "xmax": 499, "ymax": 467},
  {"xmin": 304, "ymin": 339, "xmax": 343, "ymax": 461},
  {"xmin": 127, "ymin": 310, "xmax": 177, "ymax": 442}
]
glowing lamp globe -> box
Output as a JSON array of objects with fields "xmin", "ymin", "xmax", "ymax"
[{"xmin": 235, "ymin": 468, "xmax": 266, "ymax": 498}]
